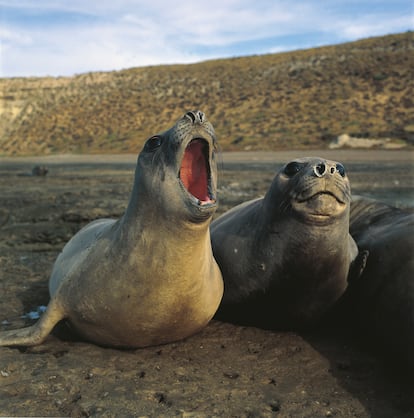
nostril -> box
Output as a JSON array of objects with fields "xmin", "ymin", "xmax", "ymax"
[
  {"xmin": 197, "ymin": 111, "xmax": 204, "ymax": 123},
  {"xmin": 314, "ymin": 163, "xmax": 326, "ymax": 177},
  {"xmin": 185, "ymin": 111, "xmax": 196, "ymax": 123},
  {"xmin": 330, "ymin": 166, "xmax": 335, "ymax": 174}
]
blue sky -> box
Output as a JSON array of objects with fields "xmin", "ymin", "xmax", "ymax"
[{"xmin": 0, "ymin": 0, "xmax": 412, "ymax": 78}]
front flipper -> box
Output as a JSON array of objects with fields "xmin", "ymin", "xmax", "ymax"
[
  {"xmin": 348, "ymin": 249, "xmax": 369, "ymax": 284},
  {"xmin": 0, "ymin": 298, "xmax": 65, "ymax": 347}
]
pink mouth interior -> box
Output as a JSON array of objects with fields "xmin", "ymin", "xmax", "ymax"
[{"xmin": 180, "ymin": 139, "xmax": 213, "ymax": 203}]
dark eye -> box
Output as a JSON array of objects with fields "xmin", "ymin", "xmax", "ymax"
[
  {"xmin": 336, "ymin": 163, "xmax": 346, "ymax": 177},
  {"xmin": 283, "ymin": 161, "xmax": 302, "ymax": 177},
  {"xmin": 145, "ymin": 135, "xmax": 162, "ymax": 151}
]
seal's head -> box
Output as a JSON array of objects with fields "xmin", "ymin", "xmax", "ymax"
[
  {"xmin": 266, "ymin": 157, "xmax": 351, "ymax": 225},
  {"xmin": 133, "ymin": 110, "xmax": 218, "ymax": 223}
]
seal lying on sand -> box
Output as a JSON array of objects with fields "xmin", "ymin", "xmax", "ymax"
[
  {"xmin": 336, "ymin": 196, "xmax": 414, "ymax": 367},
  {"xmin": 211, "ymin": 157, "xmax": 367, "ymax": 329},
  {"xmin": 0, "ymin": 110, "xmax": 223, "ymax": 348}
]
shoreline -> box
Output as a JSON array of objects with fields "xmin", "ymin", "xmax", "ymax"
[{"xmin": 1, "ymin": 149, "xmax": 413, "ymax": 165}]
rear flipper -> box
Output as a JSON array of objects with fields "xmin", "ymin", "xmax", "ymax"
[{"xmin": 0, "ymin": 298, "xmax": 65, "ymax": 347}]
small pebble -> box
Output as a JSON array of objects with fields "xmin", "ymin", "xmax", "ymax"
[
  {"xmin": 223, "ymin": 371, "xmax": 239, "ymax": 379},
  {"xmin": 22, "ymin": 305, "xmax": 47, "ymax": 320}
]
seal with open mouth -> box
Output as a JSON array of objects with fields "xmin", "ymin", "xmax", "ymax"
[
  {"xmin": 211, "ymin": 157, "xmax": 366, "ymax": 329},
  {"xmin": 0, "ymin": 110, "xmax": 223, "ymax": 348}
]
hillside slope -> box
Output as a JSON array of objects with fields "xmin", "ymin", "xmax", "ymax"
[{"xmin": 0, "ymin": 32, "xmax": 413, "ymax": 155}]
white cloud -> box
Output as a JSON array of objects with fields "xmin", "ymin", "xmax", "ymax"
[
  {"xmin": 0, "ymin": 28, "xmax": 32, "ymax": 46},
  {"xmin": 335, "ymin": 15, "xmax": 413, "ymax": 39},
  {"xmin": 0, "ymin": 0, "xmax": 411, "ymax": 77}
]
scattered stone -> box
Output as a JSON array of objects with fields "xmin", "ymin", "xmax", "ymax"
[
  {"xmin": 17, "ymin": 165, "xmax": 49, "ymax": 177},
  {"xmin": 269, "ymin": 400, "xmax": 281, "ymax": 412},
  {"xmin": 32, "ymin": 166, "xmax": 49, "ymax": 176},
  {"xmin": 329, "ymin": 133, "xmax": 407, "ymax": 149},
  {"xmin": 223, "ymin": 371, "xmax": 240, "ymax": 379}
]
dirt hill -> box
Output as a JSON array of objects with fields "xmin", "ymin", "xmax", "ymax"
[{"xmin": 0, "ymin": 32, "xmax": 413, "ymax": 155}]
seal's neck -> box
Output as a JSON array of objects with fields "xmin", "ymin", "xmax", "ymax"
[{"xmin": 123, "ymin": 166, "xmax": 213, "ymax": 236}]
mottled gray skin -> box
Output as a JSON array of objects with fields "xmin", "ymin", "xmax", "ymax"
[
  {"xmin": 211, "ymin": 157, "xmax": 364, "ymax": 330},
  {"xmin": 336, "ymin": 196, "xmax": 414, "ymax": 367},
  {"xmin": 0, "ymin": 111, "xmax": 223, "ymax": 348}
]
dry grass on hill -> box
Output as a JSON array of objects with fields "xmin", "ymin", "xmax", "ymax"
[{"xmin": 0, "ymin": 32, "xmax": 413, "ymax": 155}]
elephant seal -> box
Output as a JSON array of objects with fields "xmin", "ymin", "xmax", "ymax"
[
  {"xmin": 0, "ymin": 110, "xmax": 223, "ymax": 348},
  {"xmin": 334, "ymin": 196, "xmax": 414, "ymax": 367},
  {"xmin": 211, "ymin": 157, "xmax": 367, "ymax": 329}
]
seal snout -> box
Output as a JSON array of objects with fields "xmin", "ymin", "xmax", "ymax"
[
  {"xmin": 313, "ymin": 161, "xmax": 346, "ymax": 178},
  {"xmin": 285, "ymin": 158, "xmax": 351, "ymax": 221}
]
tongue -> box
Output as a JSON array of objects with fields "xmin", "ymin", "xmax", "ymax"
[{"xmin": 180, "ymin": 140, "xmax": 211, "ymax": 203}]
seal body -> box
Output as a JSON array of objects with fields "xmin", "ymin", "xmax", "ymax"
[
  {"xmin": 0, "ymin": 111, "xmax": 223, "ymax": 348},
  {"xmin": 211, "ymin": 157, "xmax": 363, "ymax": 329},
  {"xmin": 336, "ymin": 196, "xmax": 414, "ymax": 366}
]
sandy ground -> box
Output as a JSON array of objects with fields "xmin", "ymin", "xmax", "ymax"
[{"xmin": 0, "ymin": 150, "xmax": 413, "ymax": 417}]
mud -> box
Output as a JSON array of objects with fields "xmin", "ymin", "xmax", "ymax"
[{"xmin": 0, "ymin": 150, "xmax": 413, "ymax": 417}]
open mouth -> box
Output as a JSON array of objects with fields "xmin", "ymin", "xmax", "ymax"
[{"xmin": 179, "ymin": 139, "xmax": 215, "ymax": 205}]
